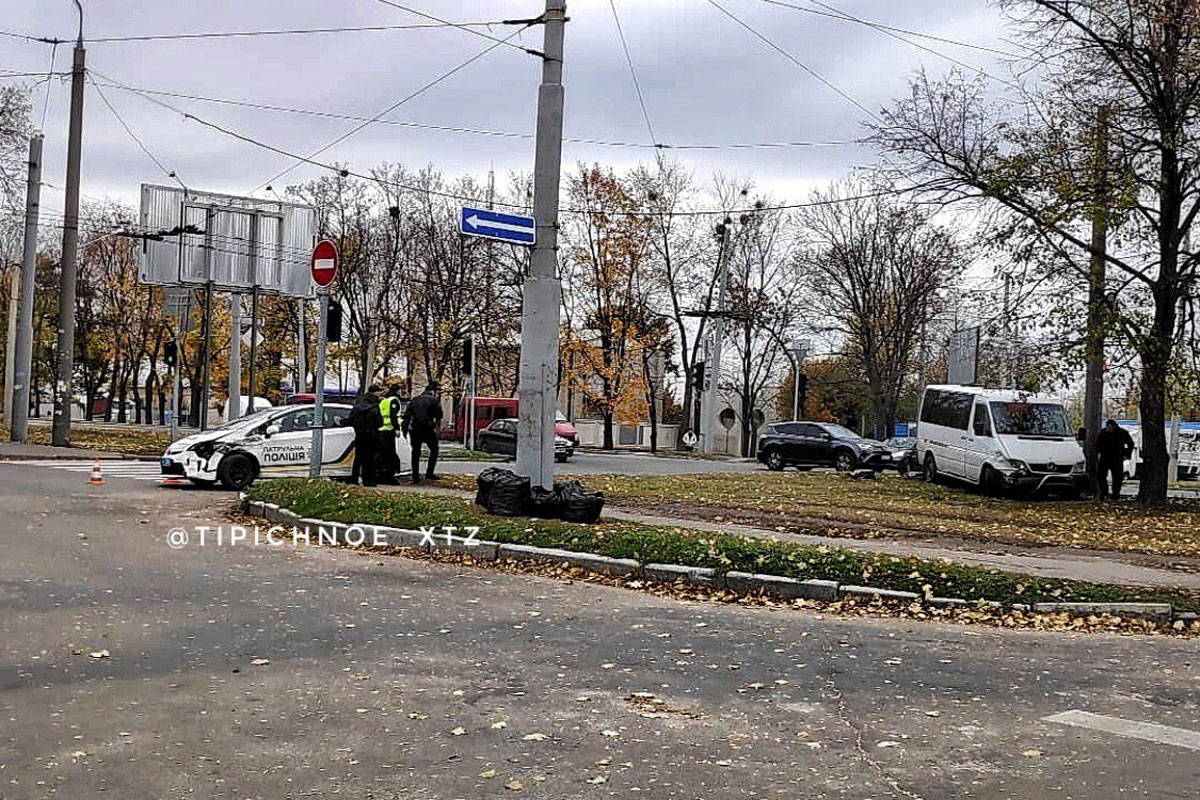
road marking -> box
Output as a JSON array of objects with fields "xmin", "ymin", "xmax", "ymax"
[
  {"xmin": 5, "ymin": 460, "xmax": 166, "ymax": 481},
  {"xmin": 1044, "ymin": 710, "xmax": 1200, "ymax": 752}
]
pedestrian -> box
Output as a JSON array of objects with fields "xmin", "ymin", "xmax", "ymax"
[
  {"xmin": 377, "ymin": 384, "xmax": 403, "ymax": 485},
  {"xmin": 402, "ymin": 381, "xmax": 444, "ymax": 484},
  {"xmin": 1095, "ymin": 418, "xmax": 1135, "ymax": 500},
  {"xmin": 349, "ymin": 385, "xmax": 384, "ymax": 487}
]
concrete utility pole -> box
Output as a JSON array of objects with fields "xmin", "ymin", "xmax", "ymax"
[
  {"xmin": 4, "ymin": 267, "xmax": 17, "ymax": 421},
  {"xmin": 515, "ymin": 0, "xmax": 567, "ymax": 490},
  {"xmin": 296, "ymin": 297, "xmax": 307, "ymax": 394},
  {"xmin": 701, "ymin": 222, "xmax": 732, "ymax": 454},
  {"xmin": 309, "ymin": 291, "xmax": 329, "ymax": 477},
  {"xmin": 51, "ymin": 6, "xmax": 86, "ymax": 446},
  {"xmin": 1083, "ymin": 105, "xmax": 1110, "ymax": 485}
]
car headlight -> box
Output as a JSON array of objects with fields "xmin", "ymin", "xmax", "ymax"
[
  {"xmin": 190, "ymin": 441, "xmax": 215, "ymax": 459},
  {"xmin": 1071, "ymin": 460, "xmax": 1087, "ymax": 474},
  {"xmin": 1006, "ymin": 458, "xmax": 1030, "ymax": 472}
]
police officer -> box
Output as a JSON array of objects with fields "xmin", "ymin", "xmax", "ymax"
[
  {"xmin": 377, "ymin": 384, "xmax": 403, "ymax": 485},
  {"xmin": 402, "ymin": 382, "xmax": 443, "ymax": 483},
  {"xmin": 1095, "ymin": 418, "xmax": 1135, "ymax": 500},
  {"xmin": 349, "ymin": 385, "xmax": 383, "ymax": 487}
]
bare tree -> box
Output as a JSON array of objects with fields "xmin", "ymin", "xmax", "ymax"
[
  {"xmin": 797, "ymin": 183, "xmax": 959, "ymax": 437},
  {"xmin": 873, "ymin": 0, "xmax": 1200, "ymax": 503}
]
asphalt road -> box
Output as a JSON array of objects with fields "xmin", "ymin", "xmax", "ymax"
[{"xmin": 2, "ymin": 464, "xmax": 1198, "ymax": 799}]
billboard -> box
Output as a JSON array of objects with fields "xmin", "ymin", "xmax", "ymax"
[
  {"xmin": 948, "ymin": 326, "xmax": 980, "ymax": 385},
  {"xmin": 138, "ymin": 184, "xmax": 317, "ymax": 297}
]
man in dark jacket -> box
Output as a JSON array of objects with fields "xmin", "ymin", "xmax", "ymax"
[
  {"xmin": 402, "ymin": 382, "xmax": 443, "ymax": 483},
  {"xmin": 349, "ymin": 385, "xmax": 384, "ymax": 487},
  {"xmin": 1095, "ymin": 418, "xmax": 1135, "ymax": 500}
]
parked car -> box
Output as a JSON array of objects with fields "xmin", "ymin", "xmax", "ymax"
[
  {"xmin": 477, "ymin": 418, "xmax": 574, "ymax": 462},
  {"xmin": 756, "ymin": 421, "xmax": 894, "ymax": 472},
  {"xmin": 161, "ymin": 404, "xmax": 364, "ymax": 490},
  {"xmin": 916, "ymin": 385, "xmax": 1087, "ymax": 496},
  {"xmin": 882, "ymin": 437, "xmax": 918, "ymax": 475},
  {"xmin": 555, "ymin": 410, "xmax": 579, "ymax": 446}
]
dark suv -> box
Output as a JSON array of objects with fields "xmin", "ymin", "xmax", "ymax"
[{"xmin": 756, "ymin": 421, "xmax": 893, "ymax": 472}]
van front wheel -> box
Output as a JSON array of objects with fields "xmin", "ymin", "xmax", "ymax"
[
  {"xmin": 923, "ymin": 455, "xmax": 939, "ymax": 484},
  {"xmin": 979, "ymin": 464, "xmax": 1002, "ymax": 496}
]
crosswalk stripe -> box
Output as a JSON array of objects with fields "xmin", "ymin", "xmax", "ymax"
[{"xmin": 4, "ymin": 460, "xmax": 166, "ymax": 481}]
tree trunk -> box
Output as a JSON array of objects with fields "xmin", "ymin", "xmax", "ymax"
[
  {"xmin": 603, "ymin": 410, "xmax": 614, "ymax": 450},
  {"xmin": 1137, "ymin": 289, "xmax": 1176, "ymax": 505}
]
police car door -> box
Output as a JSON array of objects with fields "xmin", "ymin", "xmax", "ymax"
[
  {"xmin": 320, "ymin": 405, "xmax": 357, "ymax": 475},
  {"xmin": 258, "ymin": 408, "xmax": 317, "ymax": 475}
]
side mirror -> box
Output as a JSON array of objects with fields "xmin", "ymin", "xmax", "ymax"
[{"xmin": 265, "ymin": 424, "xmax": 282, "ymax": 437}]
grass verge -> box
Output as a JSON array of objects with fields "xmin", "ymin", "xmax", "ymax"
[
  {"xmin": 29, "ymin": 423, "xmax": 170, "ymax": 456},
  {"xmin": 246, "ymin": 478, "xmax": 1200, "ymax": 612},
  {"xmin": 430, "ymin": 472, "xmax": 1200, "ymax": 559}
]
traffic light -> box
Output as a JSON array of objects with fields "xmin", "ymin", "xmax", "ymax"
[
  {"xmin": 326, "ymin": 301, "xmax": 343, "ymax": 343},
  {"xmin": 461, "ymin": 338, "xmax": 474, "ymax": 374},
  {"xmin": 692, "ymin": 361, "xmax": 706, "ymax": 390},
  {"xmin": 163, "ymin": 339, "xmax": 177, "ymax": 368},
  {"xmin": 796, "ymin": 373, "xmax": 809, "ymax": 415}
]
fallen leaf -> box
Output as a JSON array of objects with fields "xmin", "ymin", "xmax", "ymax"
[
  {"xmin": 250, "ymin": 658, "xmax": 270, "ymax": 666},
  {"xmin": 491, "ymin": 721, "xmax": 508, "ymax": 730},
  {"xmin": 504, "ymin": 780, "xmax": 524, "ymax": 791},
  {"xmin": 1022, "ymin": 749, "xmax": 1042, "ymax": 758},
  {"xmin": 450, "ymin": 726, "xmax": 467, "ymax": 736},
  {"xmin": 88, "ymin": 650, "xmax": 110, "ymax": 659},
  {"xmin": 586, "ymin": 775, "xmax": 608, "ymax": 785},
  {"xmin": 522, "ymin": 732, "xmax": 548, "ymax": 741},
  {"xmin": 479, "ymin": 768, "xmax": 498, "ymax": 779},
  {"xmin": 877, "ymin": 740, "xmax": 901, "ymax": 748}
]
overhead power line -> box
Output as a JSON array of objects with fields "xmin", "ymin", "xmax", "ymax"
[
  {"xmin": 70, "ymin": 77, "xmax": 899, "ymax": 218},
  {"xmin": 87, "ymin": 73, "xmax": 181, "ymax": 184},
  {"xmin": 248, "ymin": 21, "xmax": 535, "ymax": 194},
  {"xmin": 758, "ymin": 0, "xmax": 1019, "ymax": 86},
  {"xmin": 703, "ymin": 0, "xmax": 882, "ymax": 123},
  {"xmin": 756, "ymin": 0, "xmax": 1029, "ymax": 59},
  {"xmin": 370, "ymin": 0, "xmax": 544, "ymax": 58},
  {"xmin": 94, "ymin": 74, "xmax": 861, "ymax": 151},
  {"xmin": 609, "ymin": 0, "xmax": 658, "ymax": 146},
  {"xmin": 80, "ymin": 20, "xmax": 522, "ymax": 43}
]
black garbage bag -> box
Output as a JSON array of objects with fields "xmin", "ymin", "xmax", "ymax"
[
  {"xmin": 475, "ymin": 467, "xmax": 506, "ymax": 508},
  {"xmin": 488, "ymin": 470, "xmax": 532, "ymax": 517},
  {"xmin": 528, "ymin": 484, "xmax": 565, "ymax": 518},
  {"xmin": 558, "ymin": 480, "xmax": 605, "ymax": 524}
]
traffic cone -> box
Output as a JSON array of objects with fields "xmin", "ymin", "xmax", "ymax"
[{"xmin": 89, "ymin": 458, "xmax": 105, "ymax": 486}]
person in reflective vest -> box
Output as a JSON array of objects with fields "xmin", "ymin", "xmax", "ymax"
[{"xmin": 377, "ymin": 384, "xmax": 403, "ymax": 485}]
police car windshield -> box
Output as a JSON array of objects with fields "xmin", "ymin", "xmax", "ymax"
[
  {"xmin": 989, "ymin": 402, "xmax": 1071, "ymax": 437},
  {"xmin": 215, "ymin": 408, "xmax": 279, "ymax": 432}
]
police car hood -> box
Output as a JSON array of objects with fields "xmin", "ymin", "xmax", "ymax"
[
  {"xmin": 165, "ymin": 422, "xmax": 261, "ymax": 455},
  {"xmin": 997, "ymin": 435, "xmax": 1083, "ymax": 465}
]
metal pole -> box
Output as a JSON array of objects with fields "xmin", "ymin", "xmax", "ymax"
[
  {"xmin": 702, "ymin": 224, "xmax": 731, "ymax": 454},
  {"xmin": 229, "ymin": 292, "xmax": 241, "ymax": 420},
  {"xmin": 248, "ymin": 285, "xmax": 259, "ymax": 414},
  {"xmin": 515, "ymin": 0, "xmax": 567, "ymax": 490},
  {"xmin": 792, "ymin": 362, "xmax": 800, "ymax": 421},
  {"xmin": 468, "ymin": 333, "xmax": 477, "ymax": 452},
  {"xmin": 171, "ymin": 322, "xmax": 181, "ymax": 441},
  {"xmin": 296, "ymin": 297, "xmax": 307, "ymax": 394},
  {"xmin": 11, "ymin": 134, "xmax": 42, "ymax": 442},
  {"xmin": 51, "ymin": 38, "xmax": 86, "ymax": 446},
  {"xmin": 200, "ymin": 281, "xmax": 213, "ymax": 430},
  {"xmin": 309, "ymin": 291, "xmax": 329, "ymax": 477}
]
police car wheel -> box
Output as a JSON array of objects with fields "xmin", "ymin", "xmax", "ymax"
[{"xmin": 218, "ymin": 452, "xmax": 259, "ymax": 491}]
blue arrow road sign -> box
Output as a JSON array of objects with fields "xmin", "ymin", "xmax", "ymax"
[{"xmin": 460, "ymin": 207, "xmax": 536, "ymax": 246}]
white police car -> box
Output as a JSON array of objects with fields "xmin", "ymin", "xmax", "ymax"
[{"xmin": 160, "ymin": 404, "xmax": 358, "ymax": 490}]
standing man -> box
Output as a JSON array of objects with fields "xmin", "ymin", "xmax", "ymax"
[
  {"xmin": 402, "ymin": 381, "xmax": 443, "ymax": 484},
  {"xmin": 349, "ymin": 385, "xmax": 383, "ymax": 487},
  {"xmin": 377, "ymin": 384, "xmax": 403, "ymax": 485},
  {"xmin": 1095, "ymin": 418, "xmax": 1135, "ymax": 500}
]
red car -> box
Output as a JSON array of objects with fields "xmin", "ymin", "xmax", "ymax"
[{"xmin": 454, "ymin": 397, "xmax": 579, "ymax": 446}]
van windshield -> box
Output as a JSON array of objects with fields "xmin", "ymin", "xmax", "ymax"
[{"xmin": 988, "ymin": 402, "xmax": 1071, "ymax": 437}]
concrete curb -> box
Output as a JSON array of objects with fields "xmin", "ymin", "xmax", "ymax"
[{"xmin": 238, "ymin": 498, "xmax": 1191, "ymax": 623}]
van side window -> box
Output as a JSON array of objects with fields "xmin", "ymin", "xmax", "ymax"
[
  {"xmin": 973, "ymin": 403, "xmax": 991, "ymax": 436},
  {"xmin": 921, "ymin": 390, "xmax": 973, "ymax": 429}
]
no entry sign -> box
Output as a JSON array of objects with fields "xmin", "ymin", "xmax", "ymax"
[{"xmin": 310, "ymin": 240, "xmax": 339, "ymax": 288}]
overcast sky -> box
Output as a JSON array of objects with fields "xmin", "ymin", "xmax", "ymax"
[{"xmin": 3, "ymin": 0, "xmax": 1015, "ymax": 212}]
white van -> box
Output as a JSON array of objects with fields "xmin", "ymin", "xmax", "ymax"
[
  {"xmin": 1119, "ymin": 421, "xmax": 1200, "ymax": 480},
  {"xmin": 917, "ymin": 385, "xmax": 1088, "ymax": 496}
]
